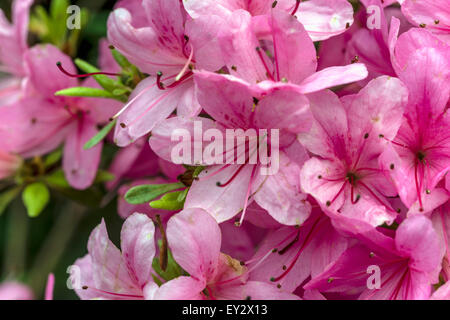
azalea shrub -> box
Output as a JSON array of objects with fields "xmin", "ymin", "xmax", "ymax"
[{"xmin": 0, "ymin": 0, "xmax": 449, "ymax": 300}]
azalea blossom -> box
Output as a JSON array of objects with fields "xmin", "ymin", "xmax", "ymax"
[
  {"xmin": 300, "ymin": 76, "xmax": 408, "ymax": 227},
  {"xmin": 380, "ymin": 28, "xmax": 450, "ymax": 210},
  {"xmin": 305, "ymin": 215, "xmax": 443, "ymax": 300},
  {"xmin": 152, "ymin": 207, "xmax": 298, "ymax": 300},
  {"xmin": 108, "ymin": 0, "xmax": 203, "ymax": 147},
  {"xmin": 0, "ymin": 44, "xmax": 121, "ymax": 189}
]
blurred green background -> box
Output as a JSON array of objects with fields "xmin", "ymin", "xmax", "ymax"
[{"xmin": 0, "ymin": 0, "xmax": 126, "ymax": 299}]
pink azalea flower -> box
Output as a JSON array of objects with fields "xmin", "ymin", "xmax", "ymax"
[
  {"xmin": 183, "ymin": 0, "xmax": 355, "ymax": 41},
  {"xmin": 247, "ymin": 209, "xmax": 348, "ymax": 292},
  {"xmin": 0, "ymin": 281, "xmax": 34, "ymax": 300},
  {"xmin": 379, "ymin": 28, "xmax": 450, "ymax": 209},
  {"xmin": 0, "ymin": 0, "xmax": 33, "ymax": 106},
  {"xmin": 305, "ymin": 215, "xmax": 443, "ymax": 300},
  {"xmin": 107, "ymin": 0, "xmax": 203, "ymax": 147},
  {"xmin": 400, "ymin": 0, "xmax": 450, "ymax": 43},
  {"xmin": 153, "ymin": 207, "xmax": 298, "ymax": 300},
  {"xmin": 150, "ymin": 70, "xmax": 314, "ymax": 226},
  {"xmin": 0, "ymin": 44, "xmax": 121, "ymax": 189},
  {"xmin": 300, "ymin": 76, "xmax": 408, "ymax": 227},
  {"xmin": 193, "ymin": 8, "xmax": 367, "ymax": 90},
  {"xmin": 74, "ymin": 213, "xmax": 158, "ymax": 300}
]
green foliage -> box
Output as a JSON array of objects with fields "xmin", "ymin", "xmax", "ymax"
[
  {"xmin": 149, "ymin": 189, "xmax": 187, "ymax": 211},
  {"xmin": 125, "ymin": 183, "xmax": 185, "ymax": 205},
  {"xmin": 83, "ymin": 119, "xmax": 117, "ymax": 150},
  {"xmin": 55, "ymin": 87, "xmax": 119, "ymax": 100}
]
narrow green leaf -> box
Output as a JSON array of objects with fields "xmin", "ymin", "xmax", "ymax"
[
  {"xmin": 111, "ymin": 48, "xmax": 132, "ymax": 69},
  {"xmin": 44, "ymin": 149, "xmax": 62, "ymax": 168},
  {"xmin": 94, "ymin": 170, "xmax": 115, "ymax": 183},
  {"xmin": 74, "ymin": 58, "xmax": 117, "ymax": 92},
  {"xmin": 125, "ymin": 183, "xmax": 184, "ymax": 205},
  {"xmin": 150, "ymin": 191, "xmax": 185, "ymax": 211},
  {"xmin": 43, "ymin": 169, "xmax": 70, "ymax": 188},
  {"xmin": 0, "ymin": 187, "xmax": 22, "ymax": 215},
  {"xmin": 55, "ymin": 87, "xmax": 118, "ymax": 99},
  {"xmin": 22, "ymin": 183, "xmax": 50, "ymax": 218},
  {"xmin": 84, "ymin": 119, "xmax": 116, "ymax": 150}
]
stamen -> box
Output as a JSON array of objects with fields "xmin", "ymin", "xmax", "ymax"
[
  {"xmin": 167, "ymin": 71, "xmax": 193, "ymax": 88},
  {"xmin": 278, "ymin": 230, "xmax": 300, "ymax": 255},
  {"xmin": 216, "ymin": 164, "xmax": 246, "ymax": 188},
  {"xmin": 56, "ymin": 62, "xmax": 120, "ymax": 78},
  {"xmin": 175, "ymin": 44, "xmax": 194, "ymax": 82},
  {"xmin": 255, "ymin": 47, "xmax": 274, "ymax": 81},
  {"xmin": 272, "ymin": 218, "xmax": 322, "ymax": 282},
  {"xmin": 381, "ymin": 136, "xmax": 410, "ymax": 149},
  {"xmin": 82, "ymin": 285, "xmax": 143, "ymax": 299},
  {"xmin": 237, "ymin": 165, "xmax": 258, "ymax": 226},
  {"xmin": 326, "ymin": 181, "xmax": 348, "ymax": 207},
  {"xmin": 358, "ymin": 180, "xmax": 396, "ymax": 213},
  {"xmin": 291, "ymin": 0, "xmax": 301, "ymax": 16},
  {"xmin": 414, "ymin": 161, "xmax": 424, "ymax": 211}
]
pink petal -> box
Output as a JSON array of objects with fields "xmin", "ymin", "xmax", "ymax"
[
  {"xmin": 401, "ymin": 0, "xmax": 450, "ymax": 40},
  {"xmin": 253, "ymin": 153, "xmax": 311, "ymax": 226},
  {"xmin": 154, "ymin": 276, "xmax": 205, "ymax": 300},
  {"xmin": 149, "ymin": 116, "xmax": 222, "ymax": 164},
  {"xmin": 166, "ymin": 208, "xmax": 222, "ymax": 281},
  {"xmin": 107, "ymin": 8, "xmax": 185, "ymax": 75},
  {"xmin": 295, "ymin": 0, "xmax": 355, "ymax": 41},
  {"xmin": 63, "ymin": 117, "xmax": 102, "ymax": 190},
  {"xmin": 0, "ymin": 96, "xmax": 72, "ymax": 158},
  {"xmin": 24, "ymin": 44, "xmax": 78, "ymax": 101},
  {"xmin": 0, "ymin": 0, "xmax": 32, "ymax": 76},
  {"xmin": 120, "ymin": 213, "xmax": 156, "ymax": 288},
  {"xmin": 87, "ymin": 220, "xmax": 141, "ymax": 297},
  {"xmin": 114, "ymin": 77, "xmax": 195, "ymax": 147},
  {"xmin": 297, "ymin": 63, "xmax": 368, "ymax": 94},
  {"xmin": 395, "ymin": 215, "xmax": 443, "ymax": 273}
]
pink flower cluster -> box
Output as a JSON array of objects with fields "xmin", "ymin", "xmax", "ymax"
[{"xmin": 0, "ymin": 0, "xmax": 449, "ymax": 300}]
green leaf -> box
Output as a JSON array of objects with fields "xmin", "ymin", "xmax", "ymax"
[
  {"xmin": 111, "ymin": 48, "xmax": 132, "ymax": 69},
  {"xmin": 74, "ymin": 59, "xmax": 118, "ymax": 92},
  {"xmin": 125, "ymin": 183, "xmax": 184, "ymax": 205},
  {"xmin": 22, "ymin": 183, "xmax": 50, "ymax": 218},
  {"xmin": 150, "ymin": 190, "xmax": 185, "ymax": 211},
  {"xmin": 152, "ymin": 241, "xmax": 183, "ymax": 282},
  {"xmin": 44, "ymin": 149, "xmax": 63, "ymax": 168},
  {"xmin": 94, "ymin": 170, "xmax": 115, "ymax": 183},
  {"xmin": 0, "ymin": 187, "xmax": 22, "ymax": 216},
  {"xmin": 55, "ymin": 87, "xmax": 118, "ymax": 100},
  {"xmin": 84, "ymin": 119, "xmax": 117, "ymax": 150},
  {"xmin": 43, "ymin": 169, "xmax": 70, "ymax": 188}
]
